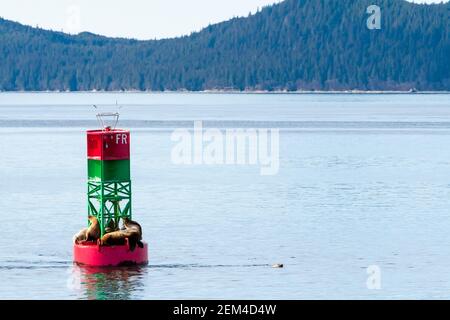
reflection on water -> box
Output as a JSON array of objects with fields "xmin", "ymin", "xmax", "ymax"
[{"xmin": 71, "ymin": 265, "xmax": 147, "ymax": 300}]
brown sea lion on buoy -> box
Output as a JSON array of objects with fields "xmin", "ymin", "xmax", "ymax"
[
  {"xmin": 125, "ymin": 230, "xmax": 144, "ymax": 251},
  {"xmin": 86, "ymin": 216, "xmax": 101, "ymax": 242},
  {"xmin": 105, "ymin": 219, "xmax": 119, "ymax": 234},
  {"xmin": 73, "ymin": 216, "xmax": 100, "ymax": 244},
  {"xmin": 100, "ymin": 230, "xmax": 128, "ymax": 247},
  {"xmin": 123, "ymin": 218, "xmax": 142, "ymax": 238},
  {"xmin": 99, "ymin": 219, "xmax": 143, "ymax": 252},
  {"xmin": 100, "ymin": 230, "xmax": 142, "ymax": 252},
  {"xmin": 73, "ymin": 228, "xmax": 88, "ymax": 244},
  {"xmin": 122, "ymin": 218, "xmax": 144, "ymax": 249}
]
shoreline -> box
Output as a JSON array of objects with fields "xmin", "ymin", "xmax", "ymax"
[{"xmin": 0, "ymin": 90, "xmax": 449, "ymax": 94}]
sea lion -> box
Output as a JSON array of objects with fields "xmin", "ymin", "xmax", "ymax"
[
  {"xmin": 122, "ymin": 218, "xmax": 144, "ymax": 249},
  {"xmin": 100, "ymin": 230, "xmax": 142, "ymax": 251},
  {"xmin": 122, "ymin": 218, "xmax": 143, "ymax": 239},
  {"xmin": 125, "ymin": 230, "xmax": 144, "ymax": 252},
  {"xmin": 73, "ymin": 228, "xmax": 88, "ymax": 244},
  {"xmin": 100, "ymin": 230, "xmax": 128, "ymax": 247},
  {"xmin": 100, "ymin": 222, "xmax": 143, "ymax": 252},
  {"xmin": 99, "ymin": 229, "xmax": 141, "ymax": 251},
  {"xmin": 73, "ymin": 216, "xmax": 101, "ymax": 244},
  {"xmin": 86, "ymin": 216, "xmax": 101, "ymax": 242},
  {"xmin": 105, "ymin": 219, "xmax": 119, "ymax": 234}
]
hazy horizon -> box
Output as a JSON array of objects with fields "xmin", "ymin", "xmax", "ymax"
[{"xmin": 0, "ymin": 0, "xmax": 447, "ymax": 40}]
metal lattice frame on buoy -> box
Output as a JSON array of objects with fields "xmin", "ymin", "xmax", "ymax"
[
  {"xmin": 87, "ymin": 181, "xmax": 132, "ymax": 237},
  {"xmin": 86, "ymin": 111, "xmax": 132, "ymax": 237}
]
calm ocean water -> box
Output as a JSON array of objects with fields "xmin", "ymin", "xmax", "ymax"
[{"xmin": 1, "ymin": 92, "xmax": 450, "ymax": 300}]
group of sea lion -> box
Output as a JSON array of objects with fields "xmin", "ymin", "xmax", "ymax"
[{"xmin": 73, "ymin": 216, "xmax": 144, "ymax": 251}]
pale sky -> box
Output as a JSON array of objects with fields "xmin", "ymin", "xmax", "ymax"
[{"xmin": 0, "ymin": 0, "xmax": 446, "ymax": 40}]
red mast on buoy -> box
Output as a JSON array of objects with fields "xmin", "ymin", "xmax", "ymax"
[{"xmin": 73, "ymin": 110, "xmax": 148, "ymax": 267}]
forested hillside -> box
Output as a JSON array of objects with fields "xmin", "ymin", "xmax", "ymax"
[{"xmin": 0, "ymin": 0, "xmax": 448, "ymax": 91}]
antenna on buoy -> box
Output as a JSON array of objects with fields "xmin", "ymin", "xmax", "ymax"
[{"xmin": 93, "ymin": 104, "xmax": 120, "ymax": 131}]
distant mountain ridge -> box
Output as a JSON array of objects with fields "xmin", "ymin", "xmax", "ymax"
[{"xmin": 0, "ymin": 0, "xmax": 448, "ymax": 91}]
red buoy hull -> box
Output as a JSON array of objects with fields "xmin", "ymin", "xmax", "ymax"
[{"xmin": 73, "ymin": 242, "xmax": 148, "ymax": 267}]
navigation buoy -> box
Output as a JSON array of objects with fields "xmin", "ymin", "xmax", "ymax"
[{"xmin": 73, "ymin": 111, "xmax": 148, "ymax": 267}]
